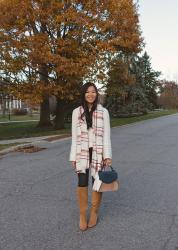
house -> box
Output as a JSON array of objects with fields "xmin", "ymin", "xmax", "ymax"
[{"xmin": 0, "ymin": 79, "xmax": 22, "ymax": 113}]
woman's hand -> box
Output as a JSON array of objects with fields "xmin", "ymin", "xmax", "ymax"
[
  {"xmin": 103, "ymin": 158, "xmax": 112, "ymax": 167},
  {"xmin": 71, "ymin": 161, "xmax": 76, "ymax": 169}
]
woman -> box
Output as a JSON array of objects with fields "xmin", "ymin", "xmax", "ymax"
[{"xmin": 69, "ymin": 82, "xmax": 112, "ymax": 231}]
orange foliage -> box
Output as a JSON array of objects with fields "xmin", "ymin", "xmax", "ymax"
[
  {"xmin": 0, "ymin": 0, "xmax": 143, "ymax": 103},
  {"xmin": 158, "ymin": 80, "xmax": 178, "ymax": 109}
]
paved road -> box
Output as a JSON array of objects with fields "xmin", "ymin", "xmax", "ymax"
[{"xmin": 0, "ymin": 114, "xmax": 178, "ymax": 250}]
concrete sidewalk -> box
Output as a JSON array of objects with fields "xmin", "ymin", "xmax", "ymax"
[
  {"xmin": 0, "ymin": 135, "xmax": 61, "ymax": 145},
  {"xmin": 0, "ymin": 120, "xmax": 38, "ymax": 124},
  {"xmin": 0, "ymin": 134, "xmax": 71, "ymax": 154}
]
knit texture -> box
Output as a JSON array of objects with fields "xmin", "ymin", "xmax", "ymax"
[{"xmin": 76, "ymin": 104, "xmax": 104, "ymax": 177}]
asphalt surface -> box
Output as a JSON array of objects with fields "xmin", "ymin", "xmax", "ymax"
[{"xmin": 0, "ymin": 114, "xmax": 178, "ymax": 250}]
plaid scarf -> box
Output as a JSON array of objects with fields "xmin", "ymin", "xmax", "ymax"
[{"xmin": 76, "ymin": 104, "xmax": 104, "ymax": 177}]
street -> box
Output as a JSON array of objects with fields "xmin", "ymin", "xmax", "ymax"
[{"xmin": 0, "ymin": 114, "xmax": 178, "ymax": 250}]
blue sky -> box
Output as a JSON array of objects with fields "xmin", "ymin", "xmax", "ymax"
[{"xmin": 139, "ymin": 0, "xmax": 178, "ymax": 81}]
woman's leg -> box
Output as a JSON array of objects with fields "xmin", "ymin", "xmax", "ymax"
[
  {"xmin": 88, "ymin": 147, "xmax": 102, "ymax": 228},
  {"xmin": 76, "ymin": 168, "xmax": 89, "ymax": 231},
  {"xmin": 78, "ymin": 169, "xmax": 89, "ymax": 187}
]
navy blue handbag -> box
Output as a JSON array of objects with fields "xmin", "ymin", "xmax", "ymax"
[{"xmin": 98, "ymin": 166, "xmax": 118, "ymax": 184}]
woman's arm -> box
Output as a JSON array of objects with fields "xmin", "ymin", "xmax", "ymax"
[
  {"xmin": 69, "ymin": 108, "xmax": 78, "ymax": 165},
  {"xmin": 103, "ymin": 108, "xmax": 112, "ymax": 166}
]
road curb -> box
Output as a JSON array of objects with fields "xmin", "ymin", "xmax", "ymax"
[{"xmin": 0, "ymin": 134, "xmax": 71, "ymax": 156}]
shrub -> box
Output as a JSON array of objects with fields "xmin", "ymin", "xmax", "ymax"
[{"xmin": 12, "ymin": 108, "xmax": 28, "ymax": 115}]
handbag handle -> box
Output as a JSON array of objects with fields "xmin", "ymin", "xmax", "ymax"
[{"xmin": 102, "ymin": 165, "xmax": 114, "ymax": 171}]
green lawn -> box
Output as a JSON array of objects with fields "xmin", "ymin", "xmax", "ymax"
[
  {"xmin": 0, "ymin": 109, "xmax": 178, "ymax": 141},
  {"xmin": 111, "ymin": 109, "xmax": 178, "ymax": 127},
  {"xmin": 0, "ymin": 114, "xmax": 40, "ymax": 122},
  {"xmin": 0, "ymin": 121, "xmax": 71, "ymax": 140}
]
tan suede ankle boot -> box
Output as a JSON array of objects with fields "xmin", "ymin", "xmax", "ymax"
[
  {"xmin": 76, "ymin": 187, "xmax": 88, "ymax": 231},
  {"xmin": 88, "ymin": 191, "xmax": 102, "ymax": 228}
]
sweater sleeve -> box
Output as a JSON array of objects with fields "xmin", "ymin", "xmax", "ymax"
[
  {"xmin": 103, "ymin": 108, "xmax": 112, "ymax": 159},
  {"xmin": 69, "ymin": 108, "xmax": 78, "ymax": 161}
]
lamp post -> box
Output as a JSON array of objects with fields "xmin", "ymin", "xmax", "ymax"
[{"xmin": 8, "ymin": 96, "xmax": 11, "ymax": 121}]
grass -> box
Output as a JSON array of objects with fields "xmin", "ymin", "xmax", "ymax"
[
  {"xmin": 0, "ymin": 109, "xmax": 178, "ymax": 141},
  {"xmin": 111, "ymin": 109, "xmax": 178, "ymax": 127},
  {"xmin": 0, "ymin": 114, "xmax": 40, "ymax": 122},
  {"xmin": 0, "ymin": 121, "xmax": 71, "ymax": 140}
]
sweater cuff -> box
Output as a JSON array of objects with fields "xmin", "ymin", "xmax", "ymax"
[
  {"xmin": 69, "ymin": 152, "xmax": 76, "ymax": 162},
  {"xmin": 103, "ymin": 147, "xmax": 112, "ymax": 159}
]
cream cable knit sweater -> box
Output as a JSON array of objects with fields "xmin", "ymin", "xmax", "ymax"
[{"xmin": 69, "ymin": 106, "xmax": 112, "ymax": 162}]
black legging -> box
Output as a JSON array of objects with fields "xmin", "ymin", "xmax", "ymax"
[{"xmin": 78, "ymin": 147, "xmax": 95, "ymax": 187}]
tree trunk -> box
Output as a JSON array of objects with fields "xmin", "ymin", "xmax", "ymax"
[
  {"xmin": 2, "ymin": 96, "xmax": 6, "ymax": 117},
  {"xmin": 37, "ymin": 64, "xmax": 51, "ymax": 127},
  {"xmin": 38, "ymin": 95, "xmax": 52, "ymax": 127},
  {"xmin": 55, "ymin": 99, "xmax": 65, "ymax": 129},
  {"xmin": 54, "ymin": 96, "xmax": 78, "ymax": 129}
]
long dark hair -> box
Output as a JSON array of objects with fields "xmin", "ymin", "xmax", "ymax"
[{"xmin": 80, "ymin": 82, "xmax": 99, "ymax": 129}]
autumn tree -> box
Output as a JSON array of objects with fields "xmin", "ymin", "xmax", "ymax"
[
  {"xmin": 0, "ymin": 0, "xmax": 142, "ymax": 128},
  {"xmin": 158, "ymin": 80, "xmax": 178, "ymax": 109}
]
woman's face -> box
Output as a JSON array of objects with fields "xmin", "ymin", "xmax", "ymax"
[{"xmin": 85, "ymin": 85, "xmax": 97, "ymax": 104}]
